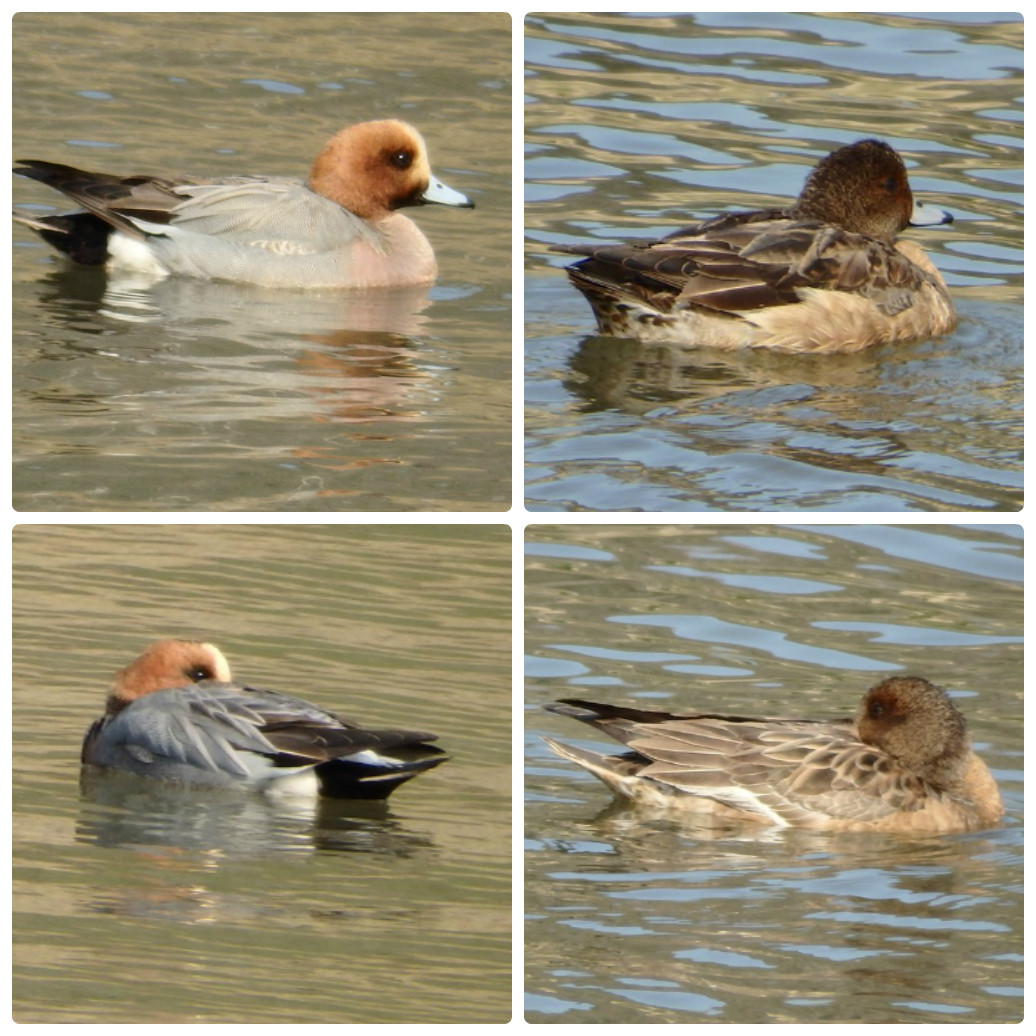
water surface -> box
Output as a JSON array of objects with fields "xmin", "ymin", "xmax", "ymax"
[
  {"xmin": 13, "ymin": 12, "xmax": 511, "ymax": 511},
  {"xmin": 525, "ymin": 13, "xmax": 1022, "ymax": 512},
  {"xmin": 13, "ymin": 524, "xmax": 511, "ymax": 1022},
  {"xmin": 525, "ymin": 523, "xmax": 1022, "ymax": 1023}
]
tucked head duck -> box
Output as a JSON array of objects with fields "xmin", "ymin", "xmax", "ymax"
[
  {"xmin": 555, "ymin": 139, "xmax": 957, "ymax": 352},
  {"xmin": 15, "ymin": 119, "xmax": 473, "ymax": 290},
  {"xmin": 544, "ymin": 677, "xmax": 1002, "ymax": 833},
  {"xmin": 82, "ymin": 639, "xmax": 448, "ymax": 799}
]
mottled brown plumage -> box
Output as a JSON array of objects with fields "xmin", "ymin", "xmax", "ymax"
[
  {"xmin": 557, "ymin": 140, "xmax": 956, "ymax": 352},
  {"xmin": 545, "ymin": 677, "xmax": 1002, "ymax": 832}
]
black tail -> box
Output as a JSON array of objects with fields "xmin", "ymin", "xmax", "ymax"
[{"xmin": 314, "ymin": 744, "xmax": 449, "ymax": 800}]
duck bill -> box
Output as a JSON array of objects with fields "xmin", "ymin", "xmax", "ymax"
[
  {"xmin": 421, "ymin": 174, "xmax": 474, "ymax": 208},
  {"xmin": 909, "ymin": 199, "xmax": 953, "ymax": 227}
]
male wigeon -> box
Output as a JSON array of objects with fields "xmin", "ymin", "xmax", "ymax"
[
  {"xmin": 81, "ymin": 639, "xmax": 448, "ymax": 798},
  {"xmin": 544, "ymin": 677, "xmax": 1002, "ymax": 833},
  {"xmin": 15, "ymin": 119, "xmax": 472, "ymax": 289},
  {"xmin": 556, "ymin": 139, "xmax": 957, "ymax": 352}
]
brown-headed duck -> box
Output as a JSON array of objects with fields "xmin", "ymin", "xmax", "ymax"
[
  {"xmin": 15, "ymin": 119, "xmax": 473, "ymax": 289},
  {"xmin": 81, "ymin": 639, "xmax": 448, "ymax": 798},
  {"xmin": 556, "ymin": 139, "xmax": 956, "ymax": 352},
  {"xmin": 544, "ymin": 677, "xmax": 1002, "ymax": 832}
]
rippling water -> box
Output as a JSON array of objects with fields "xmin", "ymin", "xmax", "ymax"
[
  {"xmin": 525, "ymin": 523, "xmax": 1022, "ymax": 1023},
  {"xmin": 13, "ymin": 12, "xmax": 511, "ymax": 512},
  {"xmin": 525, "ymin": 12, "xmax": 1022, "ymax": 512}
]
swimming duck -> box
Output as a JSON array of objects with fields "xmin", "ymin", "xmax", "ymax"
[
  {"xmin": 82, "ymin": 639, "xmax": 448, "ymax": 798},
  {"xmin": 555, "ymin": 139, "xmax": 957, "ymax": 352},
  {"xmin": 15, "ymin": 119, "xmax": 473, "ymax": 289},
  {"xmin": 544, "ymin": 677, "xmax": 1002, "ymax": 832}
]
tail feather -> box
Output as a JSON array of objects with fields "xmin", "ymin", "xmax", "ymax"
[
  {"xmin": 315, "ymin": 744, "xmax": 449, "ymax": 800},
  {"xmin": 14, "ymin": 210, "xmax": 112, "ymax": 265}
]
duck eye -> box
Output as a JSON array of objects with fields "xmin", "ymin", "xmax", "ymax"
[
  {"xmin": 186, "ymin": 665, "xmax": 213, "ymax": 682},
  {"xmin": 883, "ymin": 176, "xmax": 897, "ymax": 193},
  {"xmin": 389, "ymin": 149, "xmax": 413, "ymax": 171},
  {"xmin": 868, "ymin": 702, "xmax": 885, "ymax": 719}
]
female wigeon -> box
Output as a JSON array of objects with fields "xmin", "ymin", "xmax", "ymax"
[
  {"xmin": 81, "ymin": 640, "xmax": 448, "ymax": 798},
  {"xmin": 15, "ymin": 119, "xmax": 472, "ymax": 289},
  {"xmin": 544, "ymin": 677, "xmax": 1002, "ymax": 833},
  {"xmin": 556, "ymin": 139, "xmax": 957, "ymax": 352}
]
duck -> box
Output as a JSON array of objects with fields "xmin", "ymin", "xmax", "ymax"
[
  {"xmin": 15, "ymin": 119, "xmax": 473, "ymax": 289},
  {"xmin": 543, "ymin": 677, "xmax": 1002, "ymax": 833},
  {"xmin": 81, "ymin": 639, "xmax": 448, "ymax": 799},
  {"xmin": 555, "ymin": 139, "xmax": 957, "ymax": 352}
]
